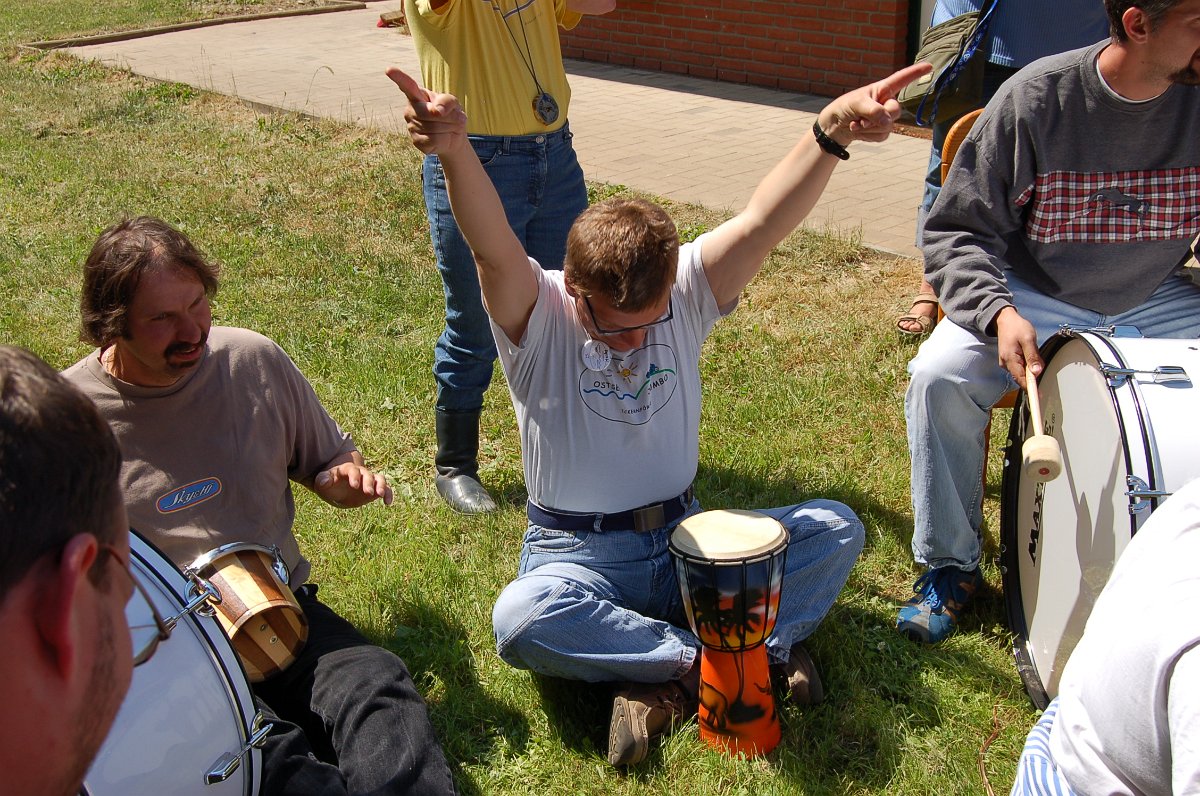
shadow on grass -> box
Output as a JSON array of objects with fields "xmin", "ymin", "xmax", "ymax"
[
  {"xmin": 694, "ymin": 461, "xmax": 917, "ymax": 561},
  {"xmin": 375, "ymin": 596, "xmax": 531, "ymax": 796},
  {"xmin": 533, "ymin": 675, "xmax": 613, "ymax": 754},
  {"xmin": 767, "ymin": 596, "xmax": 1024, "ymax": 793}
]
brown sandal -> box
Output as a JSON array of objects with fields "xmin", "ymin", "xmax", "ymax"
[{"xmin": 897, "ymin": 291, "xmax": 938, "ymax": 337}]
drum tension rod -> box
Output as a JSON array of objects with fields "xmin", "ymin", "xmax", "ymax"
[
  {"xmin": 1061, "ymin": 323, "xmax": 1142, "ymax": 338},
  {"xmin": 1102, "ymin": 364, "xmax": 1190, "ymax": 388},
  {"xmin": 1126, "ymin": 476, "xmax": 1172, "ymax": 513},
  {"xmin": 206, "ymin": 713, "xmax": 274, "ymax": 784},
  {"xmin": 164, "ymin": 576, "xmax": 222, "ymax": 631}
]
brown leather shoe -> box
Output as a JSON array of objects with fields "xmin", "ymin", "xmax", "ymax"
[
  {"xmin": 771, "ymin": 643, "xmax": 825, "ymax": 705},
  {"xmin": 607, "ymin": 680, "xmax": 697, "ymax": 766}
]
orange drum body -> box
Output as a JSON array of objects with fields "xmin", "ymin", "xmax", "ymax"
[
  {"xmin": 670, "ymin": 510, "xmax": 788, "ymax": 757},
  {"xmin": 188, "ymin": 543, "xmax": 308, "ymax": 683}
]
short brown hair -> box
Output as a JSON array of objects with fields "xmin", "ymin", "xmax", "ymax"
[
  {"xmin": 1105, "ymin": 0, "xmax": 1184, "ymax": 41},
  {"xmin": 563, "ymin": 198, "xmax": 679, "ymax": 311},
  {"xmin": 0, "ymin": 346, "xmax": 122, "ymax": 601},
  {"xmin": 80, "ymin": 216, "xmax": 220, "ymax": 346}
]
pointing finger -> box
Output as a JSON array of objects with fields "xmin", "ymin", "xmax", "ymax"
[
  {"xmin": 875, "ymin": 62, "xmax": 934, "ymax": 99},
  {"xmin": 385, "ymin": 66, "xmax": 431, "ymax": 106}
]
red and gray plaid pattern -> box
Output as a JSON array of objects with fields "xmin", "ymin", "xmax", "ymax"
[{"xmin": 1017, "ymin": 167, "xmax": 1200, "ymax": 244}]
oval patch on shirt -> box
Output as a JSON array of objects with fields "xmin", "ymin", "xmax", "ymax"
[
  {"xmin": 578, "ymin": 343, "xmax": 679, "ymax": 425},
  {"xmin": 156, "ymin": 477, "xmax": 222, "ymax": 514}
]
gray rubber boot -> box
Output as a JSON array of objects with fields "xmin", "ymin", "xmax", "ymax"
[{"xmin": 434, "ymin": 408, "xmax": 498, "ymax": 514}]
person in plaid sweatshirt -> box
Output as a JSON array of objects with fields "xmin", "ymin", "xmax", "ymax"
[{"xmin": 899, "ymin": 0, "xmax": 1200, "ymax": 644}]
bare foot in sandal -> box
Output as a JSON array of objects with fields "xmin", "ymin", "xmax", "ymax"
[{"xmin": 897, "ymin": 283, "xmax": 938, "ymax": 338}]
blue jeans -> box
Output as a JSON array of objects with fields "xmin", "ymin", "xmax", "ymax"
[
  {"xmin": 255, "ymin": 586, "xmax": 456, "ymax": 795},
  {"xmin": 491, "ymin": 500, "xmax": 865, "ymax": 683},
  {"xmin": 905, "ymin": 270, "xmax": 1200, "ymax": 570},
  {"xmin": 915, "ymin": 63, "xmax": 1018, "ymax": 247},
  {"xmin": 423, "ymin": 125, "xmax": 587, "ymax": 412}
]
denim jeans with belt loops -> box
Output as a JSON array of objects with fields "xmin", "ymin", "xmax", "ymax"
[
  {"xmin": 492, "ymin": 499, "xmax": 865, "ymax": 683},
  {"xmin": 422, "ymin": 125, "xmax": 587, "ymax": 413},
  {"xmin": 905, "ymin": 269, "xmax": 1200, "ymax": 571}
]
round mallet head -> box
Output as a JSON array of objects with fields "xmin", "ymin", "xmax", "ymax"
[{"xmin": 1022, "ymin": 434, "xmax": 1062, "ymax": 482}]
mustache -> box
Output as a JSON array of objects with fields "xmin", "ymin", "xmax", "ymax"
[{"xmin": 164, "ymin": 328, "xmax": 208, "ymax": 358}]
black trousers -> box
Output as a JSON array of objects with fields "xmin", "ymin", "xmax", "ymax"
[{"xmin": 253, "ymin": 586, "xmax": 456, "ymax": 795}]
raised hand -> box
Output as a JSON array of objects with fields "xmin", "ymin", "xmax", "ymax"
[
  {"xmin": 385, "ymin": 66, "xmax": 468, "ymax": 155},
  {"xmin": 817, "ymin": 62, "xmax": 933, "ymax": 145}
]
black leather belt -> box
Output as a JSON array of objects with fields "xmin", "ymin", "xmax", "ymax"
[{"xmin": 527, "ymin": 487, "xmax": 694, "ymax": 533}]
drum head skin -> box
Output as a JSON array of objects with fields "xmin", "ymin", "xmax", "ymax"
[
  {"xmin": 672, "ymin": 510, "xmax": 787, "ymax": 560},
  {"xmin": 1002, "ymin": 331, "xmax": 1200, "ymax": 708},
  {"xmin": 84, "ymin": 532, "xmax": 261, "ymax": 796},
  {"xmin": 670, "ymin": 510, "xmax": 789, "ymax": 652}
]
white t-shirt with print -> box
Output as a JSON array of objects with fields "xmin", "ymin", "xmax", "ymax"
[{"xmin": 492, "ymin": 236, "xmax": 725, "ymax": 514}]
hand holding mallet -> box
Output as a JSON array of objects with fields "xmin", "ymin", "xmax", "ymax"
[{"xmin": 1021, "ymin": 364, "xmax": 1063, "ymax": 482}]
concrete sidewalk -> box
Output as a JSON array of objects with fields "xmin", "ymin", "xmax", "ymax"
[{"xmin": 65, "ymin": 2, "xmax": 928, "ymax": 256}]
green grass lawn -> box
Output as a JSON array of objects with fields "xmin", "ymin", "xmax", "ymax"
[{"xmin": 0, "ymin": 4, "xmax": 1038, "ymax": 793}]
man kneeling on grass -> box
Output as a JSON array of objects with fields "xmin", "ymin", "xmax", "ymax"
[{"xmin": 388, "ymin": 61, "xmax": 930, "ymax": 766}]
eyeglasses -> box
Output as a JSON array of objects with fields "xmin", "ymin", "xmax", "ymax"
[
  {"xmin": 99, "ymin": 543, "xmax": 171, "ymax": 667},
  {"xmin": 582, "ymin": 295, "xmax": 673, "ymax": 336}
]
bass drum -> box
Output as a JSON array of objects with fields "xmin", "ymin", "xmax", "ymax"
[
  {"xmin": 1001, "ymin": 328, "xmax": 1200, "ymax": 708},
  {"xmin": 82, "ymin": 531, "xmax": 268, "ymax": 795}
]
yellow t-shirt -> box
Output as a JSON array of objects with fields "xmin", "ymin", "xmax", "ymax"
[{"xmin": 405, "ymin": 0, "xmax": 580, "ymax": 136}]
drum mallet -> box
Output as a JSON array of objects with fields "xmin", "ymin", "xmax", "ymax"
[{"xmin": 1021, "ymin": 364, "xmax": 1062, "ymax": 482}]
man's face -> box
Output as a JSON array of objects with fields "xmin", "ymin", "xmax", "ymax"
[
  {"xmin": 110, "ymin": 266, "xmax": 211, "ymax": 387},
  {"xmin": 1146, "ymin": 0, "xmax": 1200, "ymax": 85},
  {"xmin": 572, "ymin": 290, "xmax": 672, "ymax": 353},
  {"xmin": 67, "ymin": 499, "xmax": 134, "ymax": 794}
]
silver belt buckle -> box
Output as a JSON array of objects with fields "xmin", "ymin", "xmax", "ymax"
[{"xmin": 632, "ymin": 503, "xmax": 666, "ymax": 532}]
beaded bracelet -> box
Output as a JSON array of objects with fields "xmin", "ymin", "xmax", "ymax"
[{"xmin": 812, "ymin": 120, "xmax": 850, "ymax": 161}]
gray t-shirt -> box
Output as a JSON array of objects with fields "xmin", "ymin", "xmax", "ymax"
[
  {"xmin": 492, "ymin": 237, "xmax": 724, "ymax": 513},
  {"xmin": 925, "ymin": 41, "xmax": 1200, "ymax": 334},
  {"xmin": 63, "ymin": 326, "xmax": 356, "ymax": 584}
]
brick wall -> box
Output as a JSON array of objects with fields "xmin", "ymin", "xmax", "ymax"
[{"xmin": 561, "ymin": 0, "xmax": 911, "ymax": 99}]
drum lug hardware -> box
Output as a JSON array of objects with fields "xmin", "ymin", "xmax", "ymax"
[
  {"xmin": 267, "ymin": 544, "xmax": 291, "ymax": 586},
  {"xmin": 205, "ymin": 713, "xmax": 273, "ymax": 784},
  {"xmin": 165, "ymin": 576, "xmax": 222, "ymax": 630},
  {"xmin": 1126, "ymin": 476, "xmax": 1172, "ymax": 513},
  {"xmin": 1058, "ymin": 323, "xmax": 1142, "ymax": 339},
  {"xmin": 1102, "ymin": 364, "xmax": 1190, "ymax": 388}
]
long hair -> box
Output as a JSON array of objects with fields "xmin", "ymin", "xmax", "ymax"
[{"xmin": 80, "ymin": 216, "xmax": 219, "ymax": 346}]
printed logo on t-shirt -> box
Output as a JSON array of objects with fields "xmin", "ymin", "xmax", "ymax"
[
  {"xmin": 156, "ymin": 477, "xmax": 222, "ymax": 514},
  {"xmin": 1019, "ymin": 167, "xmax": 1200, "ymax": 244},
  {"xmin": 577, "ymin": 343, "xmax": 678, "ymax": 425}
]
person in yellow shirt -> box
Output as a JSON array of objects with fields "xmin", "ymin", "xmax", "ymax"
[{"xmin": 404, "ymin": 0, "xmax": 614, "ymax": 513}]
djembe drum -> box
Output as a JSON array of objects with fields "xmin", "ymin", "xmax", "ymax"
[{"xmin": 670, "ymin": 509, "xmax": 788, "ymax": 757}]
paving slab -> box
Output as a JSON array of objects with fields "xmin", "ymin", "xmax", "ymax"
[{"xmin": 64, "ymin": 1, "xmax": 927, "ymax": 256}]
